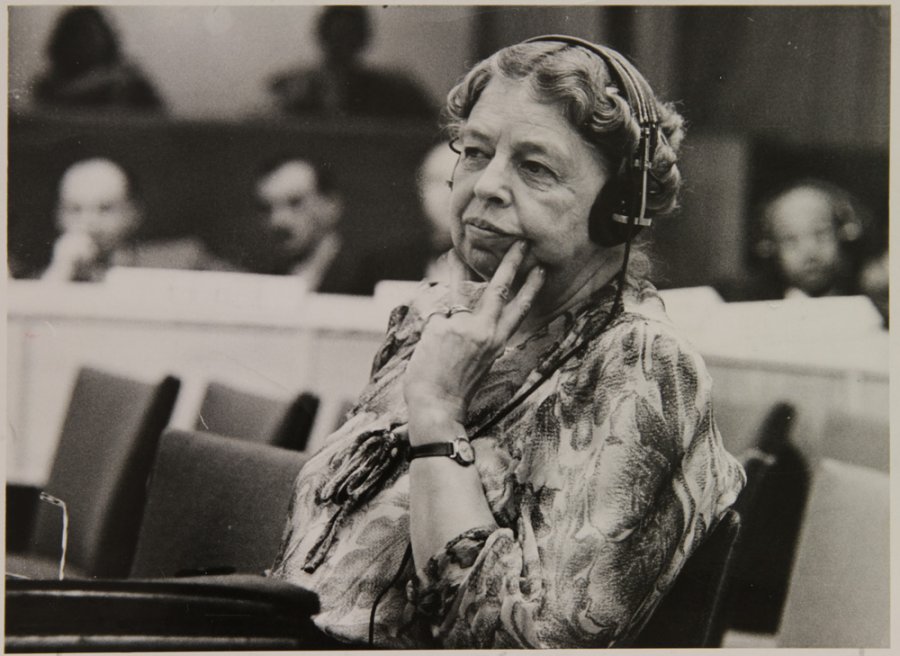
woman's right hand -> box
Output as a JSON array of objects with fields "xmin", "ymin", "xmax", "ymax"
[{"xmin": 403, "ymin": 241, "xmax": 544, "ymax": 443}]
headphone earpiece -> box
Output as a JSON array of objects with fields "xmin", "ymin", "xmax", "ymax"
[{"xmin": 589, "ymin": 180, "xmax": 630, "ymax": 247}]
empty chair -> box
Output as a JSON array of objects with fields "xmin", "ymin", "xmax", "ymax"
[
  {"xmin": 129, "ymin": 428, "xmax": 308, "ymax": 578},
  {"xmin": 777, "ymin": 459, "xmax": 889, "ymax": 648},
  {"xmin": 820, "ymin": 410, "xmax": 888, "ymax": 473},
  {"xmin": 6, "ymin": 367, "xmax": 180, "ymax": 579},
  {"xmin": 7, "ymin": 430, "xmax": 330, "ymax": 652},
  {"xmin": 730, "ymin": 402, "xmax": 797, "ymax": 519},
  {"xmin": 195, "ymin": 382, "xmax": 319, "ymax": 451},
  {"xmin": 726, "ymin": 401, "xmax": 809, "ymax": 634},
  {"xmin": 630, "ymin": 509, "xmax": 742, "ymax": 648}
]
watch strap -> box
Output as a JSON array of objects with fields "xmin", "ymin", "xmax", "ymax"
[
  {"xmin": 408, "ymin": 442, "xmax": 455, "ymax": 460},
  {"xmin": 408, "ymin": 437, "xmax": 475, "ymax": 465}
]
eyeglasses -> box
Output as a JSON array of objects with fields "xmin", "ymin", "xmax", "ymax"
[{"xmin": 39, "ymin": 492, "xmax": 69, "ymax": 580}]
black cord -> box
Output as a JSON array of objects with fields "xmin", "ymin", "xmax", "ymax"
[
  {"xmin": 368, "ymin": 542, "xmax": 413, "ymax": 648},
  {"xmin": 471, "ymin": 238, "xmax": 632, "ymax": 440}
]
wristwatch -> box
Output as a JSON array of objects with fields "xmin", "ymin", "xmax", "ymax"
[{"xmin": 408, "ymin": 437, "xmax": 475, "ymax": 466}]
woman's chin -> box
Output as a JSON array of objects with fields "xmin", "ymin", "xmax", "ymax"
[
  {"xmin": 459, "ymin": 249, "xmax": 500, "ymax": 281},
  {"xmin": 457, "ymin": 245, "xmax": 548, "ymax": 286}
]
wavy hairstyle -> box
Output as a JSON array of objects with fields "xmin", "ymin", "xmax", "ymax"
[{"xmin": 442, "ymin": 40, "xmax": 686, "ymax": 277}]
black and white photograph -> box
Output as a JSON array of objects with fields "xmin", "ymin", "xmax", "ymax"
[{"xmin": 4, "ymin": 4, "xmax": 891, "ymax": 651}]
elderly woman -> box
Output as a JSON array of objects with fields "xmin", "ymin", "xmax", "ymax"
[{"xmin": 270, "ymin": 35, "xmax": 745, "ymax": 649}]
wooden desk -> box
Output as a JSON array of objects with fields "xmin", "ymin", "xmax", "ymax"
[
  {"xmin": 693, "ymin": 296, "xmax": 888, "ymax": 471},
  {"xmin": 6, "ymin": 276, "xmax": 391, "ymax": 484},
  {"xmin": 6, "ymin": 279, "xmax": 889, "ymax": 485}
]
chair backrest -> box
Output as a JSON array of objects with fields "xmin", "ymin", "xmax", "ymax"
[
  {"xmin": 727, "ymin": 401, "xmax": 809, "ymax": 634},
  {"xmin": 631, "ymin": 509, "xmax": 742, "ymax": 648},
  {"xmin": 777, "ymin": 459, "xmax": 889, "ymax": 648},
  {"xmin": 195, "ymin": 382, "xmax": 319, "ymax": 451},
  {"xmin": 732, "ymin": 401, "xmax": 796, "ymax": 517},
  {"xmin": 29, "ymin": 368, "xmax": 180, "ymax": 577},
  {"xmin": 129, "ymin": 429, "xmax": 307, "ymax": 578}
]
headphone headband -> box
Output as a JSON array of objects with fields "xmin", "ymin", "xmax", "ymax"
[
  {"xmin": 523, "ymin": 35, "xmax": 659, "ymax": 128},
  {"xmin": 523, "ymin": 34, "xmax": 661, "ymax": 230}
]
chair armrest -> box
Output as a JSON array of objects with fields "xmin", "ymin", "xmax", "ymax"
[
  {"xmin": 5, "ymin": 575, "xmax": 340, "ymax": 652},
  {"xmin": 5, "ymin": 484, "xmax": 41, "ymax": 553}
]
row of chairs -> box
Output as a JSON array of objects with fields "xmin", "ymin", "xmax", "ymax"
[
  {"xmin": 640, "ymin": 398, "xmax": 889, "ymax": 649},
  {"xmin": 7, "ymin": 416, "xmax": 739, "ymax": 648},
  {"xmin": 5, "ymin": 367, "xmax": 888, "ymax": 648},
  {"xmin": 716, "ymin": 402, "xmax": 889, "ymax": 648},
  {"xmin": 5, "ymin": 365, "xmax": 746, "ymax": 648},
  {"xmin": 7, "ymin": 460, "xmax": 324, "ymax": 651},
  {"xmin": 6, "ymin": 367, "xmax": 322, "ymax": 579}
]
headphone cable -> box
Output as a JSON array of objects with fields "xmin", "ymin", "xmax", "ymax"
[
  {"xmin": 365, "ymin": 156, "xmax": 645, "ymax": 643},
  {"xmin": 368, "ymin": 543, "xmax": 413, "ymax": 648},
  {"xmin": 365, "ymin": 233, "xmax": 636, "ymax": 647}
]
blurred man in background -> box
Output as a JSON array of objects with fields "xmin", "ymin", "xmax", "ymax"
[
  {"xmin": 416, "ymin": 141, "xmax": 458, "ymax": 282},
  {"xmin": 719, "ymin": 178, "xmax": 874, "ymax": 302},
  {"xmin": 42, "ymin": 157, "xmax": 223, "ymax": 281},
  {"xmin": 268, "ymin": 5, "xmax": 435, "ymax": 119},
  {"xmin": 243, "ymin": 156, "xmax": 357, "ymax": 292},
  {"xmin": 756, "ymin": 179, "xmax": 865, "ymax": 299}
]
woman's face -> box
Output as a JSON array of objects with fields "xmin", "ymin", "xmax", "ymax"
[{"xmin": 450, "ymin": 76, "xmax": 609, "ymax": 298}]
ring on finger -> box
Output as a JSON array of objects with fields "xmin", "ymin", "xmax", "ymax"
[{"xmin": 447, "ymin": 304, "xmax": 473, "ymax": 317}]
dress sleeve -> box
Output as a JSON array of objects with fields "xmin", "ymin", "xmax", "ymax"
[{"xmin": 408, "ymin": 318, "xmax": 746, "ymax": 648}]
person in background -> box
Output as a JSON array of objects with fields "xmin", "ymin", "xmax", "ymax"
[
  {"xmin": 241, "ymin": 156, "xmax": 356, "ymax": 292},
  {"xmin": 859, "ymin": 246, "xmax": 889, "ymax": 328},
  {"xmin": 344, "ymin": 141, "xmax": 460, "ymax": 296},
  {"xmin": 416, "ymin": 141, "xmax": 459, "ymax": 282},
  {"xmin": 244, "ymin": 154, "xmax": 433, "ymax": 295},
  {"xmin": 269, "ymin": 35, "xmax": 744, "ymax": 648},
  {"xmin": 42, "ymin": 157, "xmax": 223, "ymax": 281},
  {"xmin": 33, "ymin": 6, "xmax": 164, "ymax": 112},
  {"xmin": 721, "ymin": 178, "xmax": 870, "ymax": 302},
  {"xmin": 268, "ymin": 6, "xmax": 435, "ymax": 119}
]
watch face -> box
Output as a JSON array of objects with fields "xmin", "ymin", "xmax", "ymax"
[{"xmin": 453, "ymin": 438, "xmax": 475, "ymax": 464}]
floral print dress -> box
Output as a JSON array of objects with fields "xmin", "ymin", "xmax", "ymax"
[{"xmin": 269, "ymin": 277, "xmax": 745, "ymax": 648}]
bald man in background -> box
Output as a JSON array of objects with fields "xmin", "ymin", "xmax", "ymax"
[
  {"xmin": 42, "ymin": 157, "xmax": 227, "ymax": 281},
  {"xmin": 416, "ymin": 141, "xmax": 458, "ymax": 282}
]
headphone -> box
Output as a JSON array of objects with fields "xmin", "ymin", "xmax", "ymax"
[{"xmin": 523, "ymin": 35, "xmax": 663, "ymax": 247}]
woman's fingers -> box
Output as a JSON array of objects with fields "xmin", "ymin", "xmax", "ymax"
[
  {"xmin": 446, "ymin": 249, "xmax": 470, "ymax": 306},
  {"xmin": 495, "ymin": 264, "xmax": 545, "ymax": 339},
  {"xmin": 479, "ymin": 241, "xmax": 529, "ymax": 320},
  {"xmin": 441, "ymin": 241, "xmax": 544, "ymax": 345}
]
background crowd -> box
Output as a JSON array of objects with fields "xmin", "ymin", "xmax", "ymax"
[{"xmin": 7, "ymin": 5, "xmax": 890, "ymax": 323}]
